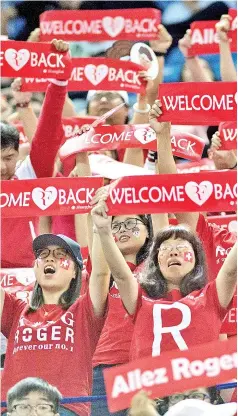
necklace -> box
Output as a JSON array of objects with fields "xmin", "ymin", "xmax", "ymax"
[{"xmin": 41, "ymin": 305, "xmax": 59, "ymax": 317}]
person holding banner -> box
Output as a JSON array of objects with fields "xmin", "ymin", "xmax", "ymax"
[
  {"xmin": 216, "ymin": 14, "xmax": 237, "ymax": 82},
  {"xmin": 91, "ymin": 196, "xmax": 237, "ymax": 359},
  {"xmin": 149, "ymin": 100, "xmax": 237, "ymax": 337},
  {"xmin": 1, "ymin": 38, "xmax": 71, "ymax": 269},
  {"xmin": 1, "ymin": 232, "xmax": 110, "ymax": 416}
]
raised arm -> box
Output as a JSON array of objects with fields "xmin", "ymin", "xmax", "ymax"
[
  {"xmin": 179, "ymin": 29, "xmax": 213, "ymax": 82},
  {"xmin": 149, "ymin": 100, "xmax": 199, "ymax": 232},
  {"xmin": 216, "ymin": 242, "xmax": 237, "ymax": 308},
  {"xmin": 91, "ymin": 195, "xmax": 139, "ymax": 315},
  {"xmin": 216, "ymin": 15, "xmax": 237, "ymax": 82},
  {"xmin": 29, "ymin": 39, "xmax": 70, "ymax": 178}
]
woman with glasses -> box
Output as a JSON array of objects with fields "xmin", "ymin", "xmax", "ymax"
[
  {"xmin": 91, "ymin": 208, "xmax": 154, "ymax": 416},
  {"xmin": 1, "ymin": 233, "xmax": 110, "ymax": 416},
  {"xmin": 91, "ymin": 197, "xmax": 237, "ymax": 361}
]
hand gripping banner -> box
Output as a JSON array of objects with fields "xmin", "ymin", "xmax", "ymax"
[
  {"xmin": 21, "ymin": 58, "xmax": 146, "ymax": 93},
  {"xmin": 0, "ymin": 40, "xmax": 72, "ymax": 78},
  {"xmin": 59, "ymin": 124, "xmax": 205, "ymax": 162},
  {"xmin": 40, "ymin": 8, "xmax": 161, "ymax": 41},
  {"xmin": 159, "ymin": 82, "xmax": 237, "ymax": 125},
  {"xmin": 103, "ymin": 337, "xmax": 237, "ymax": 412},
  {"xmin": 188, "ymin": 9, "xmax": 237, "ymax": 56}
]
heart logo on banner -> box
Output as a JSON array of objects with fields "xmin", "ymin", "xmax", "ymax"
[
  {"xmin": 32, "ymin": 186, "xmax": 57, "ymax": 211},
  {"xmin": 134, "ymin": 128, "xmax": 156, "ymax": 145},
  {"xmin": 102, "ymin": 16, "xmax": 125, "ymax": 37},
  {"xmin": 5, "ymin": 48, "xmax": 30, "ymax": 71},
  {"xmin": 84, "ymin": 64, "xmax": 108, "ymax": 86},
  {"xmin": 185, "ymin": 181, "xmax": 213, "ymax": 206},
  {"xmin": 15, "ymin": 270, "xmax": 36, "ymax": 286}
]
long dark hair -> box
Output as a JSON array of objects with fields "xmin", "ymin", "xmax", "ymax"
[
  {"xmin": 140, "ymin": 226, "xmax": 207, "ymax": 299},
  {"xmin": 26, "ymin": 264, "xmax": 81, "ymax": 314}
]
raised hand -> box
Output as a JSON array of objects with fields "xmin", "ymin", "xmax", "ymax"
[
  {"xmin": 208, "ymin": 131, "xmax": 237, "ymax": 169},
  {"xmin": 91, "ymin": 199, "xmax": 112, "ymax": 233},
  {"xmin": 178, "ymin": 29, "xmax": 193, "ymax": 57},
  {"xmin": 51, "ymin": 38, "xmax": 69, "ymax": 53},
  {"xmin": 149, "ymin": 24, "xmax": 172, "ymax": 54},
  {"xmin": 11, "ymin": 77, "xmax": 32, "ymax": 105},
  {"xmin": 216, "ymin": 14, "xmax": 232, "ymax": 42},
  {"xmin": 149, "ymin": 99, "xmax": 171, "ymax": 135}
]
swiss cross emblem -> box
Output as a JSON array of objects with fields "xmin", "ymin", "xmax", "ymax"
[
  {"xmin": 60, "ymin": 259, "xmax": 70, "ymax": 270},
  {"xmin": 184, "ymin": 252, "xmax": 193, "ymax": 262}
]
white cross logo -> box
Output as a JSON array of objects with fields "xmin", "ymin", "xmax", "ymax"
[{"xmin": 184, "ymin": 252, "xmax": 192, "ymax": 262}]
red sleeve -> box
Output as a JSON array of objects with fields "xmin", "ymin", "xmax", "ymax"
[
  {"xmin": 203, "ymin": 281, "xmax": 232, "ymax": 320},
  {"xmin": 29, "ymin": 81, "xmax": 67, "ymax": 178},
  {"xmin": 1, "ymin": 292, "xmax": 27, "ymax": 338}
]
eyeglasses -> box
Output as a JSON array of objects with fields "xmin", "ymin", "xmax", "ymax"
[
  {"xmin": 35, "ymin": 248, "xmax": 69, "ymax": 260},
  {"xmin": 169, "ymin": 392, "xmax": 210, "ymax": 405},
  {"xmin": 11, "ymin": 404, "xmax": 54, "ymax": 416},
  {"xmin": 111, "ymin": 218, "xmax": 145, "ymax": 234},
  {"xmin": 158, "ymin": 244, "xmax": 192, "ymax": 254}
]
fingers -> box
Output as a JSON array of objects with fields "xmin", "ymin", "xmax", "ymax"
[
  {"xmin": 51, "ymin": 39, "xmax": 69, "ymax": 52},
  {"xmin": 27, "ymin": 28, "xmax": 41, "ymax": 42},
  {"xmin": 149, "ymin": 99, "xmax": 162, "ymax": 118},
  {"xmin": 11, "ymin": 77, "xmax": 22, "ymax": 91},
  {"xmin": 211, "ymin": 131, "xmax": 221, "ymax": 149},
  {"xmin": 90, "ymin": 186, "xmax": 110, "ymax": 206}
]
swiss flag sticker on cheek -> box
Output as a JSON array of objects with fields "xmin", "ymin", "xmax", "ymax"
[
  {"xmin": 60, "ymin": 258, "xmax": 70, "ymax": 270},
  {"xmin": 184, "ymin": 252, "xmax": 194, "ymax": 262}
]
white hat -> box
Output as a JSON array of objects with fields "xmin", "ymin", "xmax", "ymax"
[
  {"xmin": 164, "ymin": 399, "xmax": 237, "ymax": 416},
  {"xmin": 86, "ymin": 90, "xmax": 129, "ymax": 105}
]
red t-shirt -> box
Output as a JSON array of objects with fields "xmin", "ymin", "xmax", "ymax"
[
  {"xmin": 196, "ymin": 214, "xmax": 237, "ymax": 335},
  {"xmin": 93, "ymin": 262, "xmax": 145, "ymax": 367},
  {"xmin": 1, "ymin": 82, "xmax": 67, "ymax": 268},
  {"xmin": 1, "ymin": 290, "xmax": 106, "ymax": 416},
  {"xmin": 129, "ymin": 281, "xmax": 229, "ymax": 361}
]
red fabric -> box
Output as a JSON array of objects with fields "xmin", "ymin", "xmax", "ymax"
[
  {"xmin": 1, "ymin": 83, "xmax": 67, "ymax": 268},
  {"xmin": 196, "ymin": 214, "xmax": 237, "ymax": 281},
  {"xmin": 2, "ymin": 290, "xmax": 106, "ymax": 416},
  {"xmin": 93, "ymin": 262, "xmax": 145, "ymax": 367},
  {"xmin": 196, "ymin": 214, "xmax": 237, "ymax": 335},
  {"xmin": 129, "ymin": 281, "xmax": 229, "ymax": 361}
]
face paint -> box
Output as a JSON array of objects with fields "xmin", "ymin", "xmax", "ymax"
[
  {"xmin": 114, "ymin": 235, "xmax": 119, "ymax": 242},
  {"xmin": 60, "ymin": 258, "xmax": 70, "ymax": 270},
  {"xmin": 184, "ymin": 252, "xmax": 194, "ymax": 262},
  {"xmin": 132, "ymin": 226, "xmax": 140, "ymax": 238}
]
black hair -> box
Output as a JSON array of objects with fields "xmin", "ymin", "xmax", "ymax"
[
  {"xmin": 138, "ymin": 46, "xmax": 153, "ymax": 61},
  {"xmin": 140, "ymin": 225, "xmax": 207, "ymax": 299},
  {"xmin": 0, "ymin": 122, "xmax": 19, "ymax": 151},
  {"xmin": 7, "ymin": 377, "xmax": 62, "ymax": 413},
  {"xmin": 26, "ymin": 263, "xmax": 81, "ymax": 314},
  {"xmin": 156, "ymin": 386, "xmax": 224, "ymax": 415}
]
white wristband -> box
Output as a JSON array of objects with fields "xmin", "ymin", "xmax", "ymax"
[{"xmin": 133, "ymin": 103, "xmax": 151, "ymax": 114}]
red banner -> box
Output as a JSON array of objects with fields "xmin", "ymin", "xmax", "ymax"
[
  {"xmin": 103, "ymin": 337, "xmax": 237, "ymax": 412},
  {"xmin": 189, "ymin": 22, "xmax": 237, "ymax": 56},
  {"xmin": 40, "ymin": 9, "xmax": 161, "ymax": 42},
  {"xmin": 219, "ymin": 121, "xmax": 237, "ymax": 150},
  {"xmin": 0, "ymin": 40, "xmax": 72, "ymax": 78},
  {"xmin": 176, "ymin": 158, "xmax": 216, "ymax": 173},
  {"xmin": 21, "ymin": 58, "xmax": 146, "ymax": 93},
  {"xmin": 159, "ymin": 82, "xmax": 237, "ymax": 125},
  {"xmin": 207, "ymin": 214, "xmax": 237, "ymax": 233},
  {"xmin": 1, "ymin": 177, "xmax": 103, "ymax": 218},
  {"xmin": 59, "ymin": 124, "xmax": 205, "ymax": 161},
  {"xmin": 62, "ymin": 116, "xmax": 102, "ymax": 139},
  {"xmin": 1, "ymin": 268, "xmax": 35, "ymax": 302},
  {"xmin": 106, "ymin": 170, "xmax": 237, "ymax": 215}
]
